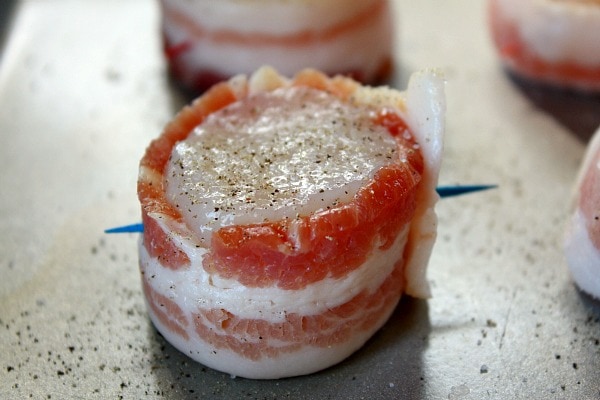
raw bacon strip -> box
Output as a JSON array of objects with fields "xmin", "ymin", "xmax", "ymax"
[
  {"xmin": 192, "ymin": 257, "xmax": 404, "ymax": 363},
  {"xmin": 138, "ymin": 83, "xmax": 239, "ymax": 270},
  {"xmin": 159, "ymin": 0, "xmax": 394, "ymax": 93},
  {"xmin": 204, "ymin": 164, "xmax": 419, "ymax": 290},
  {"xmin": 142, "ymin": 277, "xmax": 190, "ymax": 341},
  {"xmin": 489, "ymin": 0, "xmax": 600, "ymax": 91},
  {"xmin": 137, "ymin": 66, "xmax": 445, "ymax": 379},
  {"xmin": 565, "ymin": 126, "xmax": 600, "ymax": 299}
]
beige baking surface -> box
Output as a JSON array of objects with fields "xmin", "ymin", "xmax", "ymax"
[{"xmin": 0, "ymin": 1, "xmax": 598, "ymax": 399}]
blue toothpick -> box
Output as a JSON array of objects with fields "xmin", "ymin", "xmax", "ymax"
[
  {"xmin": 104, "ymin": 184, "xmax": 497, "ymax": 234},
  {"xmin": 436, "ymin": 184, "xmax": 497, "ymax": 198},
  {"xmin": 104, "ymin": 223, "xmax": 144, "ymax": 234}
]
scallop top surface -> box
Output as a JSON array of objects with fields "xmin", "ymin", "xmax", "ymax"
[{"xmin": 164, "ymin": 86, "xmax": 400, "ymax": 242}]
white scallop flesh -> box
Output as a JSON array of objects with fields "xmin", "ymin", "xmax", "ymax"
[{"xmin": 164, "ymin": 86, "xmax": 400, "ymax": 244}]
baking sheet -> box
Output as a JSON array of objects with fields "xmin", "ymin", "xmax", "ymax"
[{"xmin": 1, "ymin": 1, "xmax": 599, "ymax": 399}]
